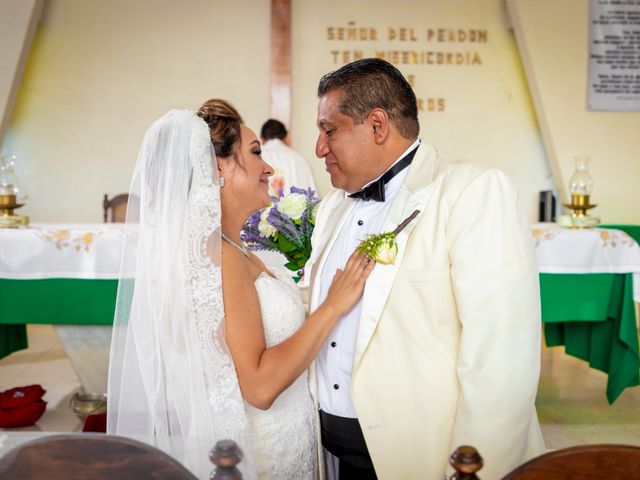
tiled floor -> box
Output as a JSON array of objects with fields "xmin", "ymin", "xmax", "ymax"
[
  {"xmin": 1, "ymin": 324, "xmax": 639, "ymax": 448},
  {"xmin": 537, "ymin": 339, "xmax": 640, "ymax": 449},
  {"xmin": 0, "ymin": 325, "xmax": 83, "ymax": 433}
]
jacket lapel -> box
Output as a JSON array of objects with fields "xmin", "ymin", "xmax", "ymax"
[
  {"xmin": 352, "ymin": 143, "xmax": 439, "ymax": 373},
  {"xmin": 307, "ymin": 194, "xmax": 355, "ymax": 314}
]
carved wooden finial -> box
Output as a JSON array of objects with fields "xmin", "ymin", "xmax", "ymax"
[
  {"xmin": 210, "ymin": 439, "xmax": 243, "ymax": 480},
  {"xmin": 449, "ymin": 445, "xmax": 483, "ymax": 480},
  {"xmin": 103, "ymin": 194, "xmax": 109, "ymax": 223}
]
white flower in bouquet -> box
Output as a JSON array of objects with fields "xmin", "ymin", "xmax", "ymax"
[
  {"xmin": 258, "ymin": 208, "xmax": 277, "ymax": 238},
  {"xmin": 276, "ymin": 192, "xmax": 307, "ymax": 220}
]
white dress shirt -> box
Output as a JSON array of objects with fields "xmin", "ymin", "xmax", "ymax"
[{"xmin": 316, "ymin": 139, "xmax": 420, "ymax": 418}]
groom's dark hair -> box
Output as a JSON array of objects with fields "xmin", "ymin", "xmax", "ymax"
[{"xmin": 317, "ymin": 58, "xmax": 419, "ymax": 139}]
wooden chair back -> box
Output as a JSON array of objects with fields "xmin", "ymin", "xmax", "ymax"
[
  {"xmin": 0, "ymin": 434, "xmax": 197, "ymax": 479},
  {"xmin": 0, "ymin": 435, "xmax": 244, "ymax": 480},
  {"xmin": 103, "ymin": 193, "xmax": 129, "ymax": 223},
  {"xmin": 449, "ymin": 444, "xmax": 640, "ymax": 479},
  {"xmin": 503, "ymin": 444, "xmax": 640, "ymax": 479}
]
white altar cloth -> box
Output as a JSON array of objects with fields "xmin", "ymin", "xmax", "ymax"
[
  {"xmin": 531, "ymin": 223, "xmax": 640, "ymax": 302},
  {"xmin": 0, "ymin": 223, "xmax": 125, "ymax": 279}
]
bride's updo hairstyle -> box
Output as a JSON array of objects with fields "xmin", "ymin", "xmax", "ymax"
[{"xmin": 197, "ymin": 98, "xmax": 244, "ymax": 159}]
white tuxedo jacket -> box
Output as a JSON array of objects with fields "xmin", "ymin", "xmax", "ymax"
[{"xmin": 306, "ymin": 143, "xmax": 545, "ymax": 479}]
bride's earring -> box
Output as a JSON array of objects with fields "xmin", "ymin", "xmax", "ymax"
[{"xmin": 219, "ymin": 177, "xmax": 225, "ymax": 187}]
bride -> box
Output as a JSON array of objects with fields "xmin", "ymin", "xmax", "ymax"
[{"xmin": 107, "ymin": 100, "xmax": 374, "ymax": 479}]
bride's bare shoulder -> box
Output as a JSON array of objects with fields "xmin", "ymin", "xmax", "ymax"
[{"xmin": 221, "ymin": 241, "xmax": 263, "ymax": 283}]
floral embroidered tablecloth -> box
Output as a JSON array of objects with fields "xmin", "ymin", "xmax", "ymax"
[
  {"xmin": 532, "ymin": 222, "xmax": 640, "ymax": 302},
  {"xmin": 0, "ymin": 224, "xmax": 126, "ymax": 280}
]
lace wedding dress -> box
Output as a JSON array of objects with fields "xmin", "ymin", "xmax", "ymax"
[
  {"xmin": 108, "ymin": 110, "xmax": 317, "ymax": 479},
  {"xmin": 245, "ymin": 267, "xmax": 318, "ymax": 479}
]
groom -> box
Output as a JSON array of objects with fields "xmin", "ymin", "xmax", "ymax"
[{"xmin": 305, "ymin": 58, "xmax": 545, "ymax": 479}]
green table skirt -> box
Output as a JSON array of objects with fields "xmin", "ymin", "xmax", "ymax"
[
  {"xmin": 2, "ymin": 274, "xmax": 639, "ymax": 404},
  {"xmin": 0, "ymin": 325, "xmax": 27, "ymax": 360},
  {"xmin": 541, "ymin": 273, "xmax": 640, "ymax": 404},
  {"xmin": 0, "ymin": 279, "xmax": 118, "ymax": 358}
]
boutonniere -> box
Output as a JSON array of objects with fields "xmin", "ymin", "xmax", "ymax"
[{"xmin": 357, "ymin": 210, "xmax": 420, "ymax": 265}]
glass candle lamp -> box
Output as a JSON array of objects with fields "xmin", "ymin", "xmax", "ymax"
[
  {"xmin": 0, "ymin": 155, "xmax": 27, "ymax": 227},
  {"xmin": 565, "ymin": 156, "xmax": 596, "ymax": 217}
]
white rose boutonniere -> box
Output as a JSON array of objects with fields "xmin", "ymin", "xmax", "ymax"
[
  {"xmin": 357, "ymin": 210, "xmax": 421, "ymax": 265},
  {"xmin": 357, "ymin": 232, "xmax": 398, "ymax": 265}
]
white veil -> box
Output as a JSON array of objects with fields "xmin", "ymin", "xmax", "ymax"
[{"xmin": 107, "ymin": 110, "xmax": 253, "ymax": 479}]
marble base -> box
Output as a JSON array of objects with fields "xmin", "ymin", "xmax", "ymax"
[{"xmin": 53, "ymin": 325, "xmax": 112, "ymax": 395}]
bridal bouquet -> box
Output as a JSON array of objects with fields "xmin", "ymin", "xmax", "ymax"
[{"xmin": 241, "ymin": 187, "xmax": 320, "ymax": 282}]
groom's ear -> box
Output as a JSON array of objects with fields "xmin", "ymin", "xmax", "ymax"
[{"xmin": 369, "ymin": 108, "xmax": 389, "ymax": 145}]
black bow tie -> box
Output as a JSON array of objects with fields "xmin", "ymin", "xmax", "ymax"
[{"xmin": 348, "ymin": 146, "xmax": 418, "ymax": 202}]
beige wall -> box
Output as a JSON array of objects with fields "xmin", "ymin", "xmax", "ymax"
[
  {"xmin": 2, "ymin": 0, "xmax": 270, "ymax": 222},
  {"xmin": 509, "ymin": 0, "xmax": 640, "ymax": 223},
  {"xmin": 0, "ymin": 0, "xmax": 43, "ymax": 147},
  {"xmin": 7, "ymin": 1, "xmax": 635, "ymax": 224},
  {"xmin": 291, "ymin": 0, "xmax": 553, "ymax": 222}
]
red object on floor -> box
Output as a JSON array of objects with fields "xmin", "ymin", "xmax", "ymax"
[
  {"xmin": 82, "ymin": 412, "xmax": 107, "ymax": 433},
  {"xmin": 0, "ymin": 385, "xmax": 47, "ymax": 428}
]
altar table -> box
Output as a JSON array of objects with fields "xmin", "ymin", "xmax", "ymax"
[
  {"xmin": 0, "ymin": 224, "xmax": 123, "ymax": 390},
  {"xmin": 533, "ymin": 223, "xmax": 640, "ymax": 403},
  {"xmin": 1, "ymin": 223, "xmax": 639, "ymax": 403}
]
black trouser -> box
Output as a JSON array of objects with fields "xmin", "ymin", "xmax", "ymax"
[{"xmin": 320, "ymin": 410, "xmax": 378, "ymax": 480}]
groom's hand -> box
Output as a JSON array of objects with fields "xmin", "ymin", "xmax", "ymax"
[{"xmin": 324, "ymin": 250, "xmax": 375, "ymax": 317}]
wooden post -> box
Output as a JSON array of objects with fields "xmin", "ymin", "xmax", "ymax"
[
  {"xmin": 449, "ymin": 445, "xmax": 483, "ymax": 480},
  {"xmin": 210, "ymin": 439, "xmax": 243, "ymax": 480},
  {"xmin": 270, "ymin": 0, "xmax": 291, "ymax": 129}
]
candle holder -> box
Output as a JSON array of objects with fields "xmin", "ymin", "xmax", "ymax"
[
  {"xmin": 563, "ymin": 193, "xmax": 597, "ymax": 218},
  {"xmin": 558, "ymin": 156, "xmax": 600, "ymax": 228},
  {"xmin": 0, "ymin": 155, "xmax": 28, "ymax": 228},
  {"xmin": 0, "ymin": 193, "xmax": 25, "ymax": 228}
]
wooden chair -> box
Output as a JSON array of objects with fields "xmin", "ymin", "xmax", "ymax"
[
  {"xmin": 0, "ymin": 434, "xmax": 243, "ymax": 480},
  {"xmin": 0, "ymin": 434, "xmax": 195, "ymax": 479},
  {"xmin": 449, "ymin": 444, "xmax": 640, "ymax": 479},
  {"xmin": 103, "ymin": 193, "xmax": 129, "ymax": 223}
]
